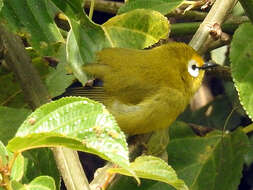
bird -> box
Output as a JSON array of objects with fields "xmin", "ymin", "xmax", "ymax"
[{"xmin": 65, "ymin": 42, "xmax": 215, "ymax": 135}]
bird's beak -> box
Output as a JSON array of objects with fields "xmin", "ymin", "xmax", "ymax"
[{"xmin": 198, "ymin": 62, "xmax": 219, "ymax": 70}]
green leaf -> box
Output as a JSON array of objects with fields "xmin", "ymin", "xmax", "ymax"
[
  {"xmin": 66, "ymin": 9, "xmax": 169, "ymax": 84},
  {"xmin": 108, "ymin": 176, "xmax": 180, "ymax": 190},
  {"xmin": 110, "ymin": 155, "xmax": 188, "ymax": 190},
  {"xmin": 210, "ymin": 45, "xmax": 228, "ymax": 66},
  {"xmin": 103, "ymin": 9, "xmax": 170, "ymax": 49},
  {"xmin": 0, "ymin": 106, "xmax": 31, "ymax": 145},
  {"xmin": 22, "ymin": 149, "xmax": 61, "ymax": 190},
  {"xmin": 230, "ymin": 23, "xmax": 253, "ymax": 120},
  {"xmin": 11, "ymin": 180, "xmax": 24, "ymax": 189},
  {"xmin": 45, "ymin": 44, "xmax": 75, "ymax": 97},
  {"xmin": 66, "ymin": 14, "xmax": 111, "ymax": 84},
  {"xmin": 11, "ymin": 176, "xmax": 56, "ymax": 190},
  {"xmin": 232, "ymin": 2, "xmax": 245, "ymax": 16},
  {"xmin": 118, "ymin": 0, "xmax": 184, "ymax": 15},
  {"xmin": 167, "ymin": 122, "xmax": 249, "ymax": 190},
  {"xmin": 28, "ymin": 176, "xmax": 56, "ymax": 190},
  {"xmin": 0, "ymin": 0, "xmax": 64, "ymax": 55},
  {"xmin": 7, "ymin": 97, "xmax": 130, "ymax": 169},
  {"xmin": 11, "ymin": 154, "xmax": 25, "ymax": 181},
  {"xmin": 0, "ymin": 141, "xmax": 25, "ymax": 182}
]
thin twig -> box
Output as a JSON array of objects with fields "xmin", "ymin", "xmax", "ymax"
[{"xmin": 88, "ymin": 0, "xmax": 95, "ymax": 20}]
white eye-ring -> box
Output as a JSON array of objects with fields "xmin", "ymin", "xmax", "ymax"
[{"xmin": 188, "ymin": 59, "xmax": 200, "ymax": 77}]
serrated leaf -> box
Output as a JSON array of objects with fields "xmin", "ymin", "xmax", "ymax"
[
  {"xmin": 0, "ymin": 106, "xmax": 31, "ymax": 145},
  {"xmin": 118, "ymin": 0, "xmax": 184, "ymax": 15},
  {"xmin": 167, "ymin": 122, "xmax": 249, "ymax": 190},
  {"xmin": 103, "ymin": 9, "xmax": 170, "ymax": 48},
  {"xmin": 0, "ymin": 0, "xmax": 64, "ymax": 55},
  {"xmin": 7, "ymin": 97, "xmax": 130, "ymax": 169},
  {"xmin": 110, "ymin": 155, "xmax": 188, "ymax": 190},
  {"xmin": 66, "ymin": 9, "xmax": 169, "ymax": 84},
  {"xmin": 230, "ymin": 23, "xmax": 253, "ymax": 120}
]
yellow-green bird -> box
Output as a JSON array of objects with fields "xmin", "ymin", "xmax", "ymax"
[{"xmin": 67, "ymin": 42, "xmax": 215, "ymax": 135}]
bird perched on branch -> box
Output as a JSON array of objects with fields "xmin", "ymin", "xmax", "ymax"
[{"xmin": 66, "ymin": 42, "xmax": 215, "ymax": 135}]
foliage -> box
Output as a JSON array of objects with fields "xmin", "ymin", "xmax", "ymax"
[
  {"xmin": 0, "ymin": 0, "xmax": 252, "ymax": 190},
  {"xmin": 109, "ymin": 155, "xmax": 188, "ymax": 190},
  {"xmin": 8, "ymin": 97, "xmax": 130, "ymax": 169},
  {"xmin": 230, "ymin": 23, "xmax": 253, "ymax": 120}
]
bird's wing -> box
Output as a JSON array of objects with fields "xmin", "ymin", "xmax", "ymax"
[{"xmin": 84, "ymin": 48, "xmax": 160, "ymax": 104}]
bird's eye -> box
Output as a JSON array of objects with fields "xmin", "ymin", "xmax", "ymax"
[{"xmin": 188, "ymin": 59, "xmax": 199, "ymax": 77}]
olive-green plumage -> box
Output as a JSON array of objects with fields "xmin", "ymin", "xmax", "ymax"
[{"xmin": 80, "ymin": 42, "xmax": 205, "ymax": 135}]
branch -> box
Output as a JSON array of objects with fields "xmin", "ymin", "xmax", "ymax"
[
  {"xmin": 188, "ymin": 0, "xmax": 238, "ymax": 117},
  {"xmin": 189, "ymin": 0, "xmax": 238, "ymax": 53},
  {"xmin": 0, "ymin": 28, "xmax": 49, "ymax": 109},
  {"xmin": 171, "ymin": 16, "xmax": 249, "ymax": 36},
  {"xmin": 0, "ymin": 25, "xmax": 90, "ymax": 190},
  {"xmin": 53, "ymin": 147, "xmax": 90, "ymax": 190}
]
